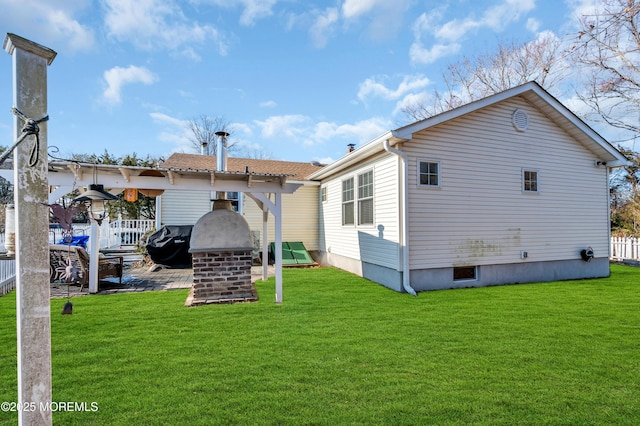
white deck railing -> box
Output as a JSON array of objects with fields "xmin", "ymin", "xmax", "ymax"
[
  {"xmin": 47, "ymin": 216, "xmax": 155, "ymax": 250},
  {"xmin": 610, "ymin": 237, "xmax": 640, "ymax": 261}
]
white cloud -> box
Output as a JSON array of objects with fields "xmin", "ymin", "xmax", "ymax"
[
  {"xmin": 254, "ymin": 115, "xmax": 309, "ymax": 139},
  {"xmin": 358, "ymin": 74, "xmax": 431, "ymax": 102},
  {"xmin": 342, "ymin": 0, "xmax": 379, "ymax": 19},
  {"xmin": 394, "ymin": 91, "xmax": 432, "ymax": 116},
  {"xmin": 259, "ymin": 100, "xmax": 278, "ymax": 108},
  {"xmin": 103, "ymin": 65, "xmax": 158, "ymax": 105},
  {"xmin": 103, "ymin": 0, "xmax": 228, "ymax": 59},
  {"xmin": 312, "ymin": 117, "xmax": 392, "ymax": 145},
  {"xmin": 410, "ymin": 0, "xmax": 536, "ymax": 64},
  {"xmin": 238, "ymin": 0, "xmax": 277, "ymax": 26},
  {"xmin": 150, "ymin": 112, "xmax": 192, "ymax": 152},
  {"xmin": 252, "ymin": 114, "xmax": 392, "ymax": 149},
  {"xmin": 526, "ymin": 17, "xmax": 541, "ymax": 33},
  {"xmin": 199, "ymin": 0, "xmax": 278, "ymax": 26},
  {"xmin": 0, "ymin": 0, "xmax": 95, "ymax": 53},
  {"xmin": 309, "ymin": 7, "xmax": 339, "ymax": 48},
  {"xmin": 409, "ymin": 42, "xmax": 461, "ymax": 65}
]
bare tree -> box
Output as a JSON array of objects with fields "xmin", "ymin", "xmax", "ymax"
[
  {"xmin": 236, "ymin": 146, "xmax": 273, "ymax": 160},
  {"xmin": 403, "ymin": 34, "xmax": 566, "ymax": 121},
  {"xmin": 188, "ymin": 115, "xmax": 236, "ymax": 155},
  {"xmin": 610, "ymin": 146, "xmax": 640, "ymax": 235},
  {"xmin": 569, "ymin": 0, "xmax": 640, "ymax": 135}
]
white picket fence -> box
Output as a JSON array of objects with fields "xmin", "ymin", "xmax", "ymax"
[
  {"xmin": 610, "ymin": 237, "xmax": 640, "ymax": 261},
  {"xmin": 0, "ymin": 259, "xmax": 16, "ymax": 296}
]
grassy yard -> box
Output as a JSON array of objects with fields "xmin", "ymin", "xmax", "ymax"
[{"xmin": 0, "ymin": 264, "xmax": 639, "ymax": 425}]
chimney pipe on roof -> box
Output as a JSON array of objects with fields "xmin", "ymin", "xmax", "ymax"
[
  {"xmin": 215, "ymin": 131, "xmax": 229, "ymax": 171},
  {"xmin": 215, "ymin": 131, "xmax": 230, "ymax": 203}
]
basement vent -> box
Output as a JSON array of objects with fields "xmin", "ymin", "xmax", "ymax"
[{"xmin": 512, "ymin": 109, "xmax": 529, "ymax": 132}]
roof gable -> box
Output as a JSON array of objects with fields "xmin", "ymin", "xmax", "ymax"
[
  {"xmin": 161, "ymin": 153, "xmax": 324, "ymax": 181},
  {"xmin": 394, "ymin": 82, "xmax": 628, "ymax": 167},
  {"xmin": 309, "ymin": 82, "xmax": 629, "ymax": 180}
]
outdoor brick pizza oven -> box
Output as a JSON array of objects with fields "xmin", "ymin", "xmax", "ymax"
[
  {"xmin": 185, "ymin": 199, "xmax": 258, "ymax": 306},
  {"xmin": 185, "ymin": 131, "xmax": 257, "ymax": 306}
]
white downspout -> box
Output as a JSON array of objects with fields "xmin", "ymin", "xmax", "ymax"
[{"xmin": 383, "ymin": 139, "xmax": 417, "ymax": 296}]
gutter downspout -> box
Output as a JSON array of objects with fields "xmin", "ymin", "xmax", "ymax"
[{"xmin": 383, "ymin": 139, "xmax": 417, "ymax": 296}]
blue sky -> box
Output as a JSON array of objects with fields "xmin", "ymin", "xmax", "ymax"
[{"xmin": 0, "ymin": 0, "xmax": 602, "ymax": 164}]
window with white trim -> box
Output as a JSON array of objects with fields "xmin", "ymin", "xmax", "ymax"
[
  {"xmin": 342, "ymin": 178, "xmax": 354, "ymax": 225},
  {"xmin": 523, "ymin": 169, "xmax": 539, "ymax": 192},
  {"xmin": 418, "ymin": 160, "xmax": 440, "ymax": 187},
  {"xmin": 358, "ymin": 170, "xmax": 374, "ymax": 225}
]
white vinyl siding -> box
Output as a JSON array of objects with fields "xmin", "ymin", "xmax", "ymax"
[
  {"xmin": 404, "ymin": 97, "xmax": 610, "ymax": 270},
  {"xmin": 243, "ymin": 185, "xmax": 320, "ymax": 251},
  {"xmin": 160, "ymin": 190, "xmax": 211, "ymax": 226},
  {"xmin": 161, "ymin": 186, "xmax": 320, "ymax": 251},
  {"xmin": 318, "ymin": 154, "xmax": 400, "ymax": 270}
]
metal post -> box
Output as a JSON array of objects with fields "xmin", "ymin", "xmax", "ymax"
[{"xmin": 4, "ymin": 33, "xmax": 57, "ymax": 426}]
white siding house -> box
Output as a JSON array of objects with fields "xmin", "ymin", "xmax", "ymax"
[
  {"xmin": 309, "ymin": 82, "xmax": 630, "ymax": 292},
  {"xmin": 158, "ymin": 154, "xmax": 323, "ymax": 252}
]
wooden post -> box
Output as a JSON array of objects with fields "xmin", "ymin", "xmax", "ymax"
[{"xmin": 4, "ymin": 33, "xmax": 57, "ymax": 425}]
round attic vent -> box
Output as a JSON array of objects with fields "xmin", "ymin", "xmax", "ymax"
[{"xmin": 512, "ymin": 109, "xmax": 529, "ymax": 131}]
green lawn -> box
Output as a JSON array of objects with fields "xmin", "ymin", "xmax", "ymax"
[{"xmin": 0, "ymin": 264, "xmax": 639, "ymax": 425}]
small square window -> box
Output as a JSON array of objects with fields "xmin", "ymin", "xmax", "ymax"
[
  {"xmin": 453, "ymin": 266, "xmax": 477, "ymax": 281},
  {"xmin": 523, "ymin": 170, "xmax": 539, "ymax": 192},
  {"xmin": 418, "ymin": 161, "xmax": 440, "ymax": 187}
]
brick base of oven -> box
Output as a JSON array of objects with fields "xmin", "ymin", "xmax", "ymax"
[{"xmin": 185, "ymin": 250, "xmax": 258, "ymax": 306}]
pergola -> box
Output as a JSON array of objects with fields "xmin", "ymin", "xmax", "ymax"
[{"xmin": 1, "ymin": 160, "xmax": 301, "ymax": 303}]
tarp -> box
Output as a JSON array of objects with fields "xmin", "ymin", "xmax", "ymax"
[{"xmin": 146, "ymin": 225, "xmax": 193, "ymax": 268}]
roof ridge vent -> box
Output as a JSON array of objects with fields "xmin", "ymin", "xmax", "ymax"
[{"xmin": 512, "ymin": 109, "xmax": 529, "ymax": 132}]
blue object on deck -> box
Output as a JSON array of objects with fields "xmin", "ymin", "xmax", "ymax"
[{"xmin": 57, "ymin": 235, "xmax": 89, "ymax": 249}]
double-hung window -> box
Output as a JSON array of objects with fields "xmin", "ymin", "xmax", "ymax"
[
  {"xmin": 358, "ymin": 171, "xmax": 374, "ymax": 225},
  {"xmin": 342, "ymin": 178, "xmax": 354, "ymax": 225}
]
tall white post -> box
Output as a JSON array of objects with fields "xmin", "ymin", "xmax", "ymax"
[
  {"xmin": 262, "ymin": 206, "xmax": 268, "ymax": 281},
  {"xmin": 88, "ymin": 221, "xmax": 100, "ymax": 293},
  {"xmin": 4, "ymin": 33, "xmax": 57, "ymax": 426},
  {"xmin": 274, "ymin": 192, "xmax": 283, "ymax": 304}
]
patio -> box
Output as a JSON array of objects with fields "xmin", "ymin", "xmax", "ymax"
[{"xmin": 49, "ymin": 265, "xmax": 275, "ymax": 298}]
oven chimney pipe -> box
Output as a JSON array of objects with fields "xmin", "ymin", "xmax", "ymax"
[{"xmin": 214, "ymin": 131, "xmax": 230, "ymax": 206}]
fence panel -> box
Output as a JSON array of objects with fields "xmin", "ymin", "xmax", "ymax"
[
  {"xmin": 610, "ymin": 237, "xmax": 640, "ymax": 261},
  {"xmin": 0, "ymin": 259, "xmax": 16, "ymax": 296}
]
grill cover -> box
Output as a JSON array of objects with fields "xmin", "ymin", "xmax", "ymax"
[{"xmin": 146, "ymin": 225, "xmax": 193, "ymax": 268}]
